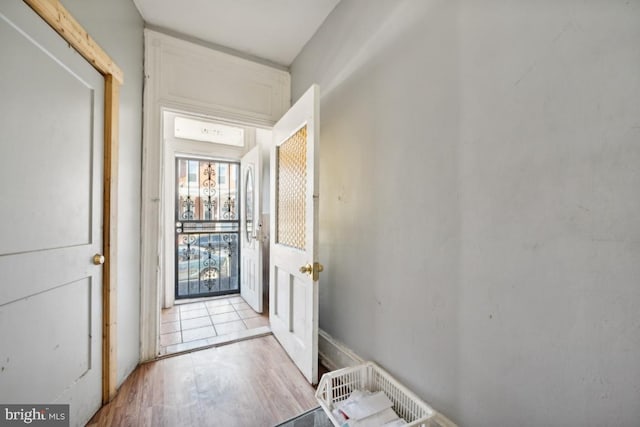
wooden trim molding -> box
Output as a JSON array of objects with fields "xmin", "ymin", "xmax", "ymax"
[
  {"xmin": 102, "ymin": 75, "xmax": 120, "ymax": 402},
  {"xmin": 22, "ymin": 0, "xmax": 124, "ymax": 83},
  {"xmin": 23, "ymin": 0, "xmax": 123, "ymax": 404}
]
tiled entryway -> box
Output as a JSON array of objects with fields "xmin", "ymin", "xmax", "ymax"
[{"xmin": 160, "ymin": 295, "xmax": 270, "ymax": 355}]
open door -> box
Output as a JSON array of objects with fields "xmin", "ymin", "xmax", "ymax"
[
  {"xmin": 269, "ymin": 85, "xmax": 321, "ymax": 384},
  {"xmin": 240, "ymin": 145, "xmax": 263, "ymax": 312}
]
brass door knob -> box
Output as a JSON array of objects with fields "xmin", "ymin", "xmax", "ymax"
[
  {"xmin": 299, "ymin": 262, "xmax": 324, "ymax": 281},
  {"xmin": 93, "ymin": 254, "xmax": 105, "ymax": 265}
]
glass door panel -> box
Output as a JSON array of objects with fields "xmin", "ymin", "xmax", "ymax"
[{"xmin": 175, "ymin": 158, "xmax": 240, "ymax": 299}]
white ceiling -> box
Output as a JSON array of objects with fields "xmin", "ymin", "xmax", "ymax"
[{"xmin": 132, "ymin": 0, "xmax": 341, "ymax": 67}]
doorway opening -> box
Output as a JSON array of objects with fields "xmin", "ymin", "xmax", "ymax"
[{"xmin": 160, "ymin": 109, "xmax": 271, "ymax": 356}]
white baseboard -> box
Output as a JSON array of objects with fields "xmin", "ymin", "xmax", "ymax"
[{"xmin": 318, "ymin": 329, "xmax": 364, "ymax": 371}]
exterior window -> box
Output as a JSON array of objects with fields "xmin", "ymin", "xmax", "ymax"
[{"xmin": 219, "ymin": 164, "xmax": 227, "ymax": 185}]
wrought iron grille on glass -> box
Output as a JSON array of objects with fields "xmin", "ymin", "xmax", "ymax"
[{"xmin": 175, "ymin": 158, "xmax": 240, "ymax": 299}]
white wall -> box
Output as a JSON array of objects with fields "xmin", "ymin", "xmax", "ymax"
[
  {"xmin": 60, "ymin": 0, "xmax": 144, "ymax": 386},
  {"xmin": 291, "ymin": 0, "xmax": 640, "ymax": 425}
]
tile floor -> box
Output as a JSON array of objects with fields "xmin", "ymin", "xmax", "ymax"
[{"xmin": 160, "ymin": 294, "xmax": 270, "ymax": 355}]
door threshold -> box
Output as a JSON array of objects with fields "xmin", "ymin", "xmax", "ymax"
[
  {"xmin": 157, "ymin": 326, "xmax": 272, "ymax": 360},
  {"xmin": 173, "ymin": 293, "xmax": 240, "ymax": 306}
]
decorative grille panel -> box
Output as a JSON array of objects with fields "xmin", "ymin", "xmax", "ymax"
[
  {"xmin": 277, "ymin": 125, "xmax": 307, "ymax": 250},
  {"xmin": 177, "ymin": 159, "xmax": 238, "ymax": 222},
  {"xmin": 175, "ymin": 158, "xmax": 240, "ymax": 299}
]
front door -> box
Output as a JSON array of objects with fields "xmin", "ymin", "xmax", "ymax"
[
  {"xmin": 240, "ymin": 146, "xmax": 263, "ymax": 312},
  {"xmin": 0, "ymin": 2, "xmax": 104, "ymax": 425},
  {"xmin": 175, "ymin": 158, "xmax": 240, "ymax": 299},
  {"xmin": 269, "ymin": 85, "xmax": 321, "ymax": 384}
]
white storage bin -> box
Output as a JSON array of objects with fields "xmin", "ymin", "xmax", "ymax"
[{"xmin": 315, "ymin": 362, "xmax": 456, "ymax": 427}]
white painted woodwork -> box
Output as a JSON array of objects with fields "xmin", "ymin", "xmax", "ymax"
[
  {"xmin": 140, "ymin": 29, "xmax": 290, "ymax": 360},
  {"xmin": 269, "ymin": 85, "xmax": 320, "ymax": 384},
  {"xmin": 0, "ymin": 2, "xmax": 104, "ymax": 425},
  {"xmin": 240, "ymin": 146, "xmax": 263, "ymax": 313},
  {"xmin": 146, "ymin": 30, "xmax": 290, "ymax": 127},
  {"xmin": 318, "ymin": 329, "xmax": 365, "ymax": 372}
]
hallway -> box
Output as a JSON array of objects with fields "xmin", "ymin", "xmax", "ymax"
[{"xmin": 88, "ymin": 336, "xmax": 320, "ymax": 426}]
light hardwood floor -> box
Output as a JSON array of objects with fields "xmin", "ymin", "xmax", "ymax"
[{"xmin": 88, "ymin": 336, "xmax": 322, "ymax": 426}]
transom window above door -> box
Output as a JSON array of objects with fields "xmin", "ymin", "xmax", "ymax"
[{"xmin": 174, "ymin": 116, "xmax": 244, "ymax": 147}]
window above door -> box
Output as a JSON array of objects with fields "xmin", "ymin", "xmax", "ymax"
[{"xmin": 174, "ymin": 116, "xmax": 245, "ymax": 147}]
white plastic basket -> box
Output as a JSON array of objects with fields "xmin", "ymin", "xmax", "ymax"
[{"xmin": 315, "ymin": 362, "xmax": 457, "ymax": 427}]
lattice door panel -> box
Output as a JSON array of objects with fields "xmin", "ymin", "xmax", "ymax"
[{"xmin": 276, "ymin": 125, "xmax": 307, "ymax": 250}]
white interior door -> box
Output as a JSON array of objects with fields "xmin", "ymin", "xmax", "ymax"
[
  {"xmin": 240, "ymin": 145, "xmax": 263, "ymax": 312},
  {"xmin": 269, "ymin": 85, "xmax": 321, "ymax": 384},
  {"xmin": 0, "ymin": 3, "xmax": 104, "ymax": 425}
]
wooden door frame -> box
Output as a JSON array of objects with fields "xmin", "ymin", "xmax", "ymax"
[{"xmin": 23, "ymin": 0, "xmax": 123, "ymax": 403}]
